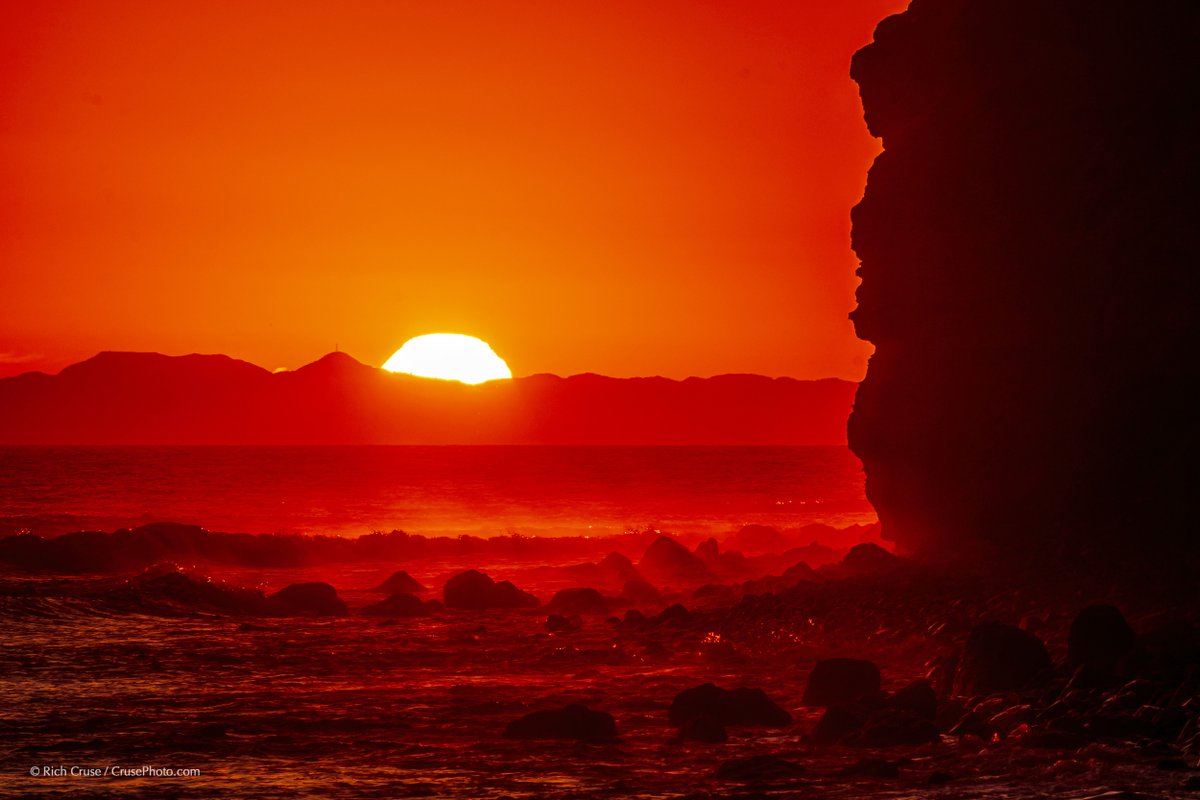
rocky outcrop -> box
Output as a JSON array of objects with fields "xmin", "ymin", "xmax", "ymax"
[
  {"xmin": 373, "ymin": 570, "xmax": 425, "ymax": 594},
  {"xmin": 504, "ymin": 703, "xmax": 617, "ymax": 741},
  {"xmin": 266, "ymin": 582, "xmax": 348, "ymax": 616},
  {"xmin": 669, "ymin": 683, "xmax": 792, "ymax": 728},
  {"xmin": 360, "ymin": 592, "xmax": 426, "ymax": 617},
  {"xmin": 546, "ymin": 587, "xmax": 610, "ymax": 616},
  {"xmin": 638, "ymin": 536, "xmax": 711, "ymax": 585},
  {"xmin": 442, "ymin": 570, "xmax": 539, "ymax": 610},
  {"xmin": 847, "ymin": 1, "xmax": 1199, "ymax": 562},
  {"xmin": 802, "ymin": 658, "xmax": 881, "ymax": 707}
]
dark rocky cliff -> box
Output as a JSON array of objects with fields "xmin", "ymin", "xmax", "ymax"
[{"xmin": 847, "ymin": 1, "xmax": 1198, "ymax": 561}]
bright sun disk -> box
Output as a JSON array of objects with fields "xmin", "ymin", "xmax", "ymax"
[{"xmin": 381, "ymin": 334, "xmax": 512, "ymax": 385}]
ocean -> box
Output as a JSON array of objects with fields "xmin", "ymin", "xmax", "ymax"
[{"xmin": 0, "ymin": 445, "xmax": 875, "ymax": 539}]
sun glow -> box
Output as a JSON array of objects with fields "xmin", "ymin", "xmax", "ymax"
[{"xmin": 381, "ymin": 334, "xmax": 512, "ymax": 385}]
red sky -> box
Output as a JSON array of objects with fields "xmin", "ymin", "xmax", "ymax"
[{"xmin": 0, "ymin": 1, "xmax": 905, "ymax": 380}]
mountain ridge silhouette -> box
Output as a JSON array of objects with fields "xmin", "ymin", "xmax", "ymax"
[{"xmin": 0, "ymin": 351, "xmax": 855, "ymax": 445}]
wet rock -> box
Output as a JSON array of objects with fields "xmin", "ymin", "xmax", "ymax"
[
  {"xmin": 443, "ymin": 570, "xmax": 539, "ymax": 610},
  {"xmin": 854, "ymin": 708, "xmax": 939, "ymax": 746},
  {"xmin": 712, "ymin": 754, "xmax": 805, "ymax": 782},
  {"xmin": 840, "ymin": 542, "xmax": 899, "ymax": 573},
  {"xmin": 692, "ymin": 584, "xmax": 736, "ymax": 604},
  {"xmin": 802, "ymin": 658, "xmax": 882, "ymax": 706},
  {"xmin": 730, "ymin": 524, "xmax": 788, "ymax": 555},
  {"xmin": 812, "ymin": 706, "xmax": 865, "ymax": 745},
  {"xmin": 948, "ymin": 711, "xmax": 994, "ymax": 740},
  {"xmin": 621, "ymin": 579, "xmax": 662, "ymax": 606},
  {"xmin": 544, "ymin": 614, "xmax": 578, "ymax": 632},
  {"xmin": 104, "ymin": 567, "xmax": 273, "ymax": 616},
  {"xmin": 840, "ymin": 758, "xmax": 900, "ymax": 778},
  {"xmin": 491, "ymin": 580, "xmax": 541, "ymax": 609},
  {"xmin": 622, "ymin": 608, "xmax": 647, "ymax": 626},
  {"xmin": 954, "ymin": 622, "xmax": 1052, "ymax": 695},
  {"xmin": 546, "ymin": 587, "xmax": 610, "ymax": 616},
  {"xmin": 656, "ymin": 603, "xmax": 692, "ymax": 625},
  {"xmin": 597, "ymin": 551, "xmax": 638, "ymax": 582},
  {"xmin": 360, "ymin": 592, "xmax": 425, "ymax": 617},
  {"xmin": 504, "ymin": 703, "xmax": 617, "ymax": 742},
  {"xmin": 694, "ymin": 537, "xmax": 720, "ymax": 562},
  {"xmin": 889, "ymin": 679, "xmax": 937, "ymax": 720},
  {"xmin": 638, "ymin": 536, "xmax": 711, "ymax": 584},
  {"xmin": 669, "ymin": 683, "xmax": 792, "ymax": 728},
  {"xmin": 781, "ymin": 561, "xmax": 816, "ymax": 583},
  {"xmin": 1070, "ymin": 605, "xmax": 1137, "ymax": 670},
  {"xmin": 1139, "ymin": 616, "xmax": 1200, "ymax": 680},
  {"xmin": 373, "ymin": 570, "xmax": 425, "ymax": 594},
  {"xmin": 677, "ymin": 715, "xmax": 727, "ymax": 743},
  {"xmin": 267, "ymin": 582, "xmax": 347, "ymax": 616}
]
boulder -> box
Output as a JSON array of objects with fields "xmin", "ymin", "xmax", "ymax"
[
  {"xmin": 730, "ymin": 524, "xmax": 789, "ymax": 555},
  {"xmin": 677, "ymin": 715, "xmax": 727, "ymax": 743},
  {"xmin": 546, "ymin": 587, "xmax": 610, "ymax": 616},
  {"xmin": 802, "ymin": 658, "xmax": 882, "ymax": 706},
  {"xmin": 373, "ymin": 570, "xmax": 425, "ymax": 594},
  {"xmin": 504, "ymin": 703, "xmax": 617, "ymax": 742},
  {"xmin": 955, "ymin": 622, "xmax": 1052, "ymax": 696},
  {"xmin": 621, "ymin": 579, "xmax": 662, "ymax": 606},
  {"xmin": 267, "ymin": 582, "xmax": 347, "ymax": 616},
  {"xmin": 544, "ymin": 614, "xmax": 578, "ymax": 632},
  {"xmin": 669, "ymin": 683, "xmax": 792, "ymax": 728},
  {"xmin": 713, "ymin": 754, "xmax": 805, "ymax": 782},
  {"xmin": 855, "ymin": 708, "xmax": 939, "ymax": 746},
  {"xmin": 360, "ymin": 592, "xmax": 425, "ymax": 617},
  {"xmin": 443, "ymin": 570, "xmax": 539, "ymax": 610},
  {"xmin": 694, "ymin": 538, "xmax": 720, "ymax": 563},
  {"xmin": 888, "ymin": 679, "xmax": 937, "ymax": 720},
  {"xmin": 1069, "ymin": 605, "xmax": 1136, "ymax": 669},
  {"xmin": 491, "ymin": 580, "xmax": 540, "ymax": 609},
  {"xmin": 638, "ymin": 535, "xmax": 711, "ymax": 583},
  {"xmin": 597, "ymin": 551, "xmax": 638, "ymax": 582},
  {"xmin": 812, "ymin": 706, "xmax": 865, "ymax": 745},
  {"xmin": 840, "ymin": 542, "xmax": 899, "ymax": 573},
  {"xmin": 655, "ymin": 603, "xmax": 692, "ymax": 625}
]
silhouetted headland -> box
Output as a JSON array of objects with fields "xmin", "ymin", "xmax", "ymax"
[{"xmin": 847, "ymin": 0, "xmax": 1199, "ymax": 567}]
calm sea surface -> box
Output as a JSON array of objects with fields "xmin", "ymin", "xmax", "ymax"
[{"xmin": 0, "ymin": 446, "xmax": 875, "ymax": 539}]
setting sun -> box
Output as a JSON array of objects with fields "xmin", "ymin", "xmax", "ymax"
[{"xmin": 381, "ymin": 334, "xmax": 512, "ymax": 385}]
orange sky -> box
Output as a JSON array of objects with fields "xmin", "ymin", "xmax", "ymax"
[{"xmin": 0, "ymin": 1, "xmax": 905, "ymax": 380}]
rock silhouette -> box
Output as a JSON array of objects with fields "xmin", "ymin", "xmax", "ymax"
[
  {"xmin": 373, "ymin": 570, "xmax": 426, "ymax": 594},
  {"xmin": 954, "ymin": 621, "xmax": 1051, "ymax": 696},
  {"xmin": 442, "ymin": 570, "xmax": 539, "ymax": 610},
  {"xmin": 267, "ymin": 582, "xmax": 348, "ymax": 617},
  {"xmin": 360, "ymin": 592, "xmax": 426, "ymax": 617},
  {"xmin": 668, "ymin": 683, "xmax": 792, "ymax": 728},
  {"xmin": 1068, "ymin": 605, "xmax": 1136, "ymax": 671},
  {"xmin": 638, "ymin": 536, "xmax": 711, "ymax": 584},
  {"xmin": 847, "ymin": 0, "xmax": 1200, "ymax": 563},
  {"xmin": 546, "ymin": 587, "xmax": 610, "ymax": 616},
  {"xmin": 504, "ymin": 703, "xmax": 617, "ymax": 742},
  {"xmin": 802, "ymin": 658, "xmax": 882, "ymax": 707}
]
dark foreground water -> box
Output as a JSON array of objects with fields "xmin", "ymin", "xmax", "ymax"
[
  {"xmin": 2, "ymin": 562, "xmax": 1189, "ymax": 800},
  {"xmin": 0, "ymin": 445, "xmax": 875, "ymax": 539}
]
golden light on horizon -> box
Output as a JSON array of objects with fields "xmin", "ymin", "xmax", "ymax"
[{"xmin": 381, "ymin": 334, "xmax": 512, "ymax": 385}]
